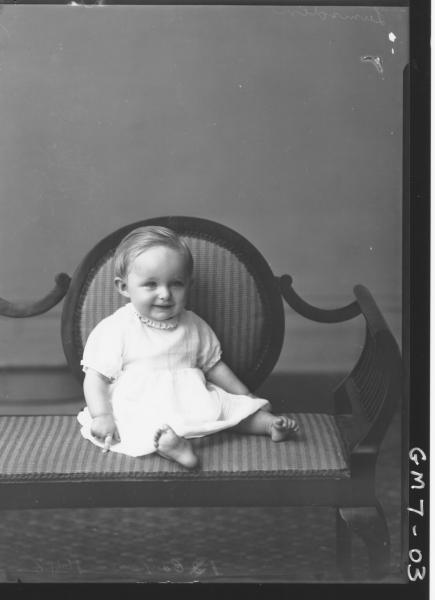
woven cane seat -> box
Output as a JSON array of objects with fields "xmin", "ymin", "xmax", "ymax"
[
  {"xmin": 62, "ymin": 217, "xmax": 285, "ymax": 389},
  {"xmin": 0, "ymin": 413, "xmax": 349, "ymax": 481}
]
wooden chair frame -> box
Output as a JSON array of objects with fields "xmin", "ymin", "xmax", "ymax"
[{"xmin": 0, "ymin": 216, "xmax": 402, "ymax": 581}]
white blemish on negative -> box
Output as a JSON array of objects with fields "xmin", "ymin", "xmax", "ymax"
[{"xmin": 389, "ymin": 32, "xmax": 397, "ymax": 43}]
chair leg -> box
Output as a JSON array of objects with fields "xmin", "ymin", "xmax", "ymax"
[
  {"xmin": 338, "ymin": 503, "xmax": 390, "ymax": 579},
  {"xmin": 336, "ymin": 508, "xmax": 352, "ymax": 579}
]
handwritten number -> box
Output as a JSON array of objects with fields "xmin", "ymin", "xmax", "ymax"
[
  {"xmin": 210, "ymin": 560, "xmax": 221, "ymax": 576},
  {"xmin": 191, "ymin": 559, "xmax": 207, "ymax": 577},
  {"xmin": 171, "ymin": 559, "xmax": 184, "ymax": 574},
  {"xmin": 407, "ymin": 499, "xmax": 424, "ymax": 517},
  {"xmin": 408, "ymin": 565, "xmax": 426, "ymax": 581},
  {"xmin": 410, "ymin": 471, "xmax": 425, "ymax": 490}
]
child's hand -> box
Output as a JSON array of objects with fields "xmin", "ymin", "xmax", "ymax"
[{"xmin": 91, "ymin": 414, "xmax": 120, "ymax": 453}]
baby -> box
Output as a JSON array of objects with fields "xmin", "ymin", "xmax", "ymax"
[{"xmin": 78, "ymin": 226, "xmax": 298, "ymax": 468}]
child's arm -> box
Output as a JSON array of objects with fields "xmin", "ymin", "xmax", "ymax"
[
  {"xmin": 83, "ymin": 369, "xmax": 120, "ymax": 450},
  {"xmin": 205, "ymin": 360, "xmax": 256, "ymax": 397}
]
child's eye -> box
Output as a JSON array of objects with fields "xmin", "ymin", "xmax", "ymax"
[
  {"xmin": 172, "ymin": 281, "xmax": 185, "ymax": 287},
  {"xmin": 143, "ymin": 282, "xmax": 157, "ymax": 288}
]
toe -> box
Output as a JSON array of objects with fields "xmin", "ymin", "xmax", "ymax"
[
  {"xmin": 289, "ymin": 419, "xmax": 299, "ymax": 432},
  {"xmin": 275, "ymin": 416, "xmax": 286, "ymax": 429},
  {"xmin": 153, "ymin": 428, "xmax": 164, "ymax": 448}
]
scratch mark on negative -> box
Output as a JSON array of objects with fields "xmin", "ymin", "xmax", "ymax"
[
  {"xmin": 0, "ymin": 21, "xmax": 10, "ymax": 37},
  {"xmin": 360, "ymin": 55, "xmax": 384, "ymax": 74}
]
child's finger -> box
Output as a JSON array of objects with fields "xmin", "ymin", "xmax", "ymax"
[{"xmin": 102, "ymin": 434, "xmax": 113, "ymax": 453}]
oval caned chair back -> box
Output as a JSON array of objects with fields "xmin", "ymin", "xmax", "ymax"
[{"xmin": 61, "ymin": 217, "xmax": 285, "ymax": 391}]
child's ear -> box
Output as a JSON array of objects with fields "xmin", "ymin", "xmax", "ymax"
[{"xmin": 115, "ymin": 277, "xmax": 130, "ymax": 298}]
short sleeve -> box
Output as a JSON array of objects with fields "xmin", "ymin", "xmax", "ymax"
[
  {"xmin": 80, "ymin": 315, "xmax": 124, "ymax": 381},
  {"xmin": 194, "ymin": 314, "xmax": 222, "ymax": 372}
]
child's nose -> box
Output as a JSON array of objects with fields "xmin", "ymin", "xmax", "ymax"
[{"xmin": 158, "ymin": 286, "xmax": 171, "ymax": 300}]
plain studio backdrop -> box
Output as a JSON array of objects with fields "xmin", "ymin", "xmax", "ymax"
[{"xmin": 0, "ymin": 5, "xmax": 407, "ymax": 386}]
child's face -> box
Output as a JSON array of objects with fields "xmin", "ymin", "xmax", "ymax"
[{"xmin": 115, "ymin": 245, "xmax": 190, "ymax": 322}]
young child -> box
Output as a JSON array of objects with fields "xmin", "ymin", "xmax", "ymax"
[{"xmin": 77, "ymin": 226, "xmax": 298, "ymax": 468}]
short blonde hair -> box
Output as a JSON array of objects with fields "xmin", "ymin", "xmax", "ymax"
[{"xmin": 114, "ymin": 226, "xmax": 194, "ymax": 280}]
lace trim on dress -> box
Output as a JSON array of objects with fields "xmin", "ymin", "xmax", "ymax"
[{"xmin": 133, "ymin": 308, "xmax": 179, "ymax": 330}]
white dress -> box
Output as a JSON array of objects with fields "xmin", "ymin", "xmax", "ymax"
[{"xmin": 77, "ymin": 303, "xmax": 269, "ymax": 457}]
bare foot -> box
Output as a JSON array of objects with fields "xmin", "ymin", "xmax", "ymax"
[
  {"xmin": 154, "ymin": 425, "xmax": 199, "ymax": 469},
  {"xmin": 269, "ymin": 415, "xmax": 299, "ymax": 442}
]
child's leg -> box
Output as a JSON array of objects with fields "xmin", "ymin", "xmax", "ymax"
[
  {"xmin": 154, "ymin": 425, "xmax": 199, "ymax": 469},
  {"xmin": 232, "ymin": 410, "xmax": 299, "ymax": 442}
]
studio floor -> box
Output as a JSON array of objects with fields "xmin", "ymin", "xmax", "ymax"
[{"xmin": 0, "ymin": 373, "xmax": 405, "ymax": 584}]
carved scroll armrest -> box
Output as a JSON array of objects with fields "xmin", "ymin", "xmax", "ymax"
[
  {"xmin": 0, "ymin": 273, "xmax": 71, "ymax": 318},
  {"xmin": 279, "ymin": 274, "xmax": 361, "ymax": 323}
]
